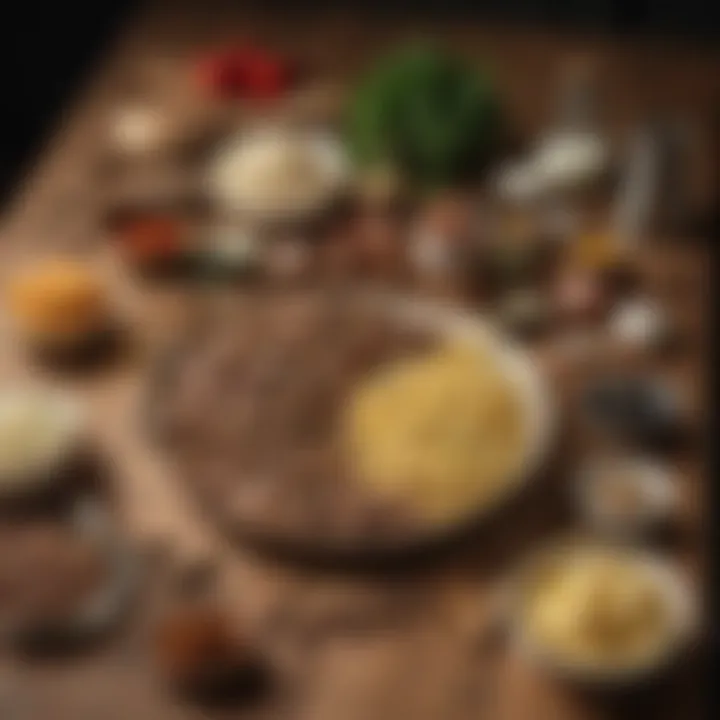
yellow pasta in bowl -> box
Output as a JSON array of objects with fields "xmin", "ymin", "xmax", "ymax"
[
  {"xmin": 345, "ymin": 340, "xmax": 528, "ymax": 523},
  {"xmin": 512, "ymin": 541, "xmax": 698, "ymax": 683}
]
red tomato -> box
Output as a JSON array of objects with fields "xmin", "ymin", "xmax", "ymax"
[
  {"xmin": 244, "ymin": 58, "xmax": 290, "ymax": 100},
  {"xmin": 194, "ymin": 45, "xmax": 293, "ymax": 100},
  {"xmin": 194, "ymin": 51, "xmax": 245, "ymax": 98}
]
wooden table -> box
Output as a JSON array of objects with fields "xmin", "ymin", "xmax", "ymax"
[{"xmin": 0, "ymin": 1, "xmax": 713, "ymax": 718}]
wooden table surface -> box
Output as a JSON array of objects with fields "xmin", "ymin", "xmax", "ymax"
[{"xmin": 0, "ymin": 1, "xmax": 714, "ymax": 718}]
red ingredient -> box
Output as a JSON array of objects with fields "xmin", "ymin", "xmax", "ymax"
[
  {"xmin": 154, "ymin": 602, "xmax": 264, "ymax": 696},
  {"xmin": 117, "ymin": 217, "xmax": 184, "ymax": 266},
  {"xmin": 195, "ymin": 51, "xmax": 245, "ymax": 98},
  {"xmin": 194, "ymin": 45, "xmax": 294, "ymax": 101},
  {"xmin": 155, "ymin": 605, "xmax": 232, "ymax": 682}
]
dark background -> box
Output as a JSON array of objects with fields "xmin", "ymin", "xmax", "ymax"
[{"xmin": 1, "ymin": 0, "xmax": 717, "ymax": 205}]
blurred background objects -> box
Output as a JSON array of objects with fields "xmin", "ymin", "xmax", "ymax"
[{"xmin": 1, "ymin": 0, "xmax": 717, "ymax": 205}]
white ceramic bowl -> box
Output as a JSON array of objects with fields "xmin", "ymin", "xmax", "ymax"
[
  {"xmin": 358, "ymin": 291, "xmax": 555, "ymax": 526},
  {"xmin": 509, "ymin": 540, "xmax": 698, "ymax": 686},
  {"xmin": 0, "ymin": 388, "xmax": 85, "ymax": 499},
  {"xmin": 206, "ymin": 126, "xmax": 350, "ymax": 226}
]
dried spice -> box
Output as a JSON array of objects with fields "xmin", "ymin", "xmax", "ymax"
[
  {"xmin": 154, "ymin": 601, "xmax": 267, "ymax": 701},
  {"xmin": 7, "ymin": 260, "xmax": 112, "ymax": 348},
  {"xmin": 568, "ymin": 230, "xmax": 625, "ymax": 274},
  {"xmin": 115, "ymin": 216, "xmax": 187, "ymax": 270}
]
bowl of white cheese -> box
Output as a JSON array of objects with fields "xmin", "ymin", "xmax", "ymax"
[
  {"xmin": 206, "ymin": 125, "xmax": 350, "ymax": 228},
  {"xmin": 0, "ymin": 388, "xmax": 86, "ymax": 501}
]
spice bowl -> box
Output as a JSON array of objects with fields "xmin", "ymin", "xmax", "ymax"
[
  {"xmin": 6, "ymin": 258, "xmax": 128, "ymax": 370},
  {"xmin": 111, "ymin": 214, "xmax": 196, "ymax": 279},
  {"xmin": 205, "ymin": 126, "xmax": 351, "ymax": 233}
]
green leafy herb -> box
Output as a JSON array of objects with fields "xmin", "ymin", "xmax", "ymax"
[{"xmin": 346, "ymin": 44, "xmax": 503, "ymax": 189}]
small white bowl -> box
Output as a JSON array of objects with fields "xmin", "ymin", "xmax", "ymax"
[
  {"xmin": 576, "ymin": 457, "xmax": 678, "ymax": 537},
  {"xmin": 206, "ymin": 126, "xmax": 350, "ymax": 227},
  {"xmin": 361, "ymin": 291, "xmax": 555, "ymax": 517},
  {"xmin": 509, "ymin": 540, "xmax": 698, "ymax": 686},
  {"xmin": 0, "ymin": 388, "xmax": 86, "ymax": 500}
]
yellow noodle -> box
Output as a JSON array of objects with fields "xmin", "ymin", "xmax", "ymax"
[{"xmin": 345, "ymin": 341, "xmax": 526, "ymax": 522}]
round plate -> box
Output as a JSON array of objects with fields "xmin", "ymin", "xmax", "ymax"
[{"xmin": 147, "ymin": 290, "xmax": 553, "ymax": 563}]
